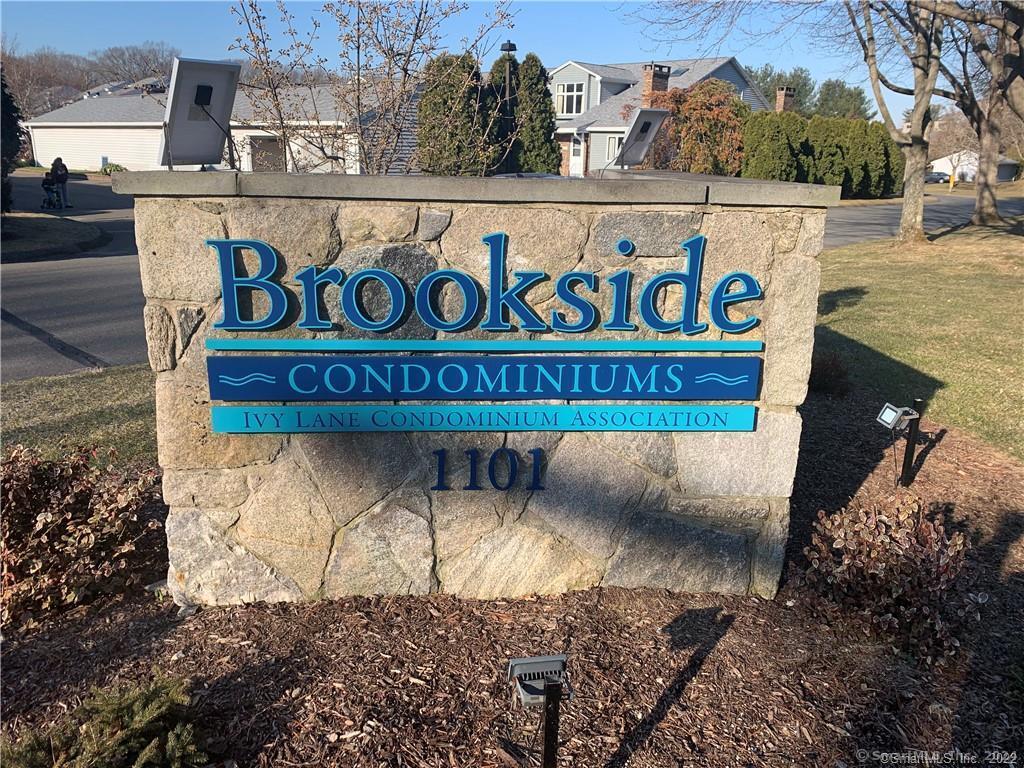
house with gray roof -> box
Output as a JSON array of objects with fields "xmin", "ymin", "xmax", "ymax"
[
  {"xmin": 547, "ymin": 57, "xmax": 770, "ymax": 176},
  {"xmin": 25, "ymin": 84, "xmax": 418, "ymax": 174}
]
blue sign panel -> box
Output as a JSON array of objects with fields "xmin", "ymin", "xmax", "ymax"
[
  {"xmin": 211, "ymin": 404, "xmax": 757, "ymax": 433},
  {"xmin": 207, "ymin": 355, "xmax": 762, "ymax": 402}
]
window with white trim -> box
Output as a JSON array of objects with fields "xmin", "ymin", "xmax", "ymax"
[
  {"xmin": 606, "ymin": 135, "xmax": 624, "ymax": 162},
  {"xmin": 556, "ymin": 82, "xmax": 585, "ymax": 116}
]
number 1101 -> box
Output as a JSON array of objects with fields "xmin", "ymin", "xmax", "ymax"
[{"xmin": 431, "ymin": 448, "xmax": 545, "ymax": 491}]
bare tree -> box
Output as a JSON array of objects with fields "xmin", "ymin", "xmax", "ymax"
[
  {"xmin": 930, "ymin": 18, "xmax": 1007, "ymax": 221},
  {"xmin": 1, "ymin": 38, "xmax": 94, "ymax": 117},
  {"xmin": 928, "ymin": 106, "xmax": 978, "ymax": 180},
  {"xmin": 230, "ymin": 1, "xmax": 320, "ymax": 171},
  {"xmin": 907, "ymin": 0, "xmax": 1023, "ymax": 119},
  {"xmin": 929, "ymin": 106, "xmax": 978, "ymax": 155},
  {"xmin": 626, "ymin": 1, "xmax": 944, "ymax": 241},
  {"xmin": 228, "ymin": 0, "xmax": 513, "ymax": 175},
  {"xmin": 902, "ymin": 1, "xmax": 1023, "ymax": 223},
  {"xmin": 89, "ymin": 41, "xmax": 180, "ymax": 85}
]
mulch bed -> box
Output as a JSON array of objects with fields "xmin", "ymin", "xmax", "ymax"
[{"xmin": 3, "ymin": 389, "xmax": 1023, "ymax": 766}]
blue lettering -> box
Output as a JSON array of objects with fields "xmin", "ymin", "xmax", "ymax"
[
  {"xmin": 415, "ymin": 270, "xmax": 480, "ymax": 332},
  {"xmin": 551, "ymin": 272, "xmax": 598, "ymax": 333},
  {"xmin": 665, "ymin": 363, "xmax": 685, "ymax": 394},
  {"xmin": 342, "ymin": 269, "xmax": 407, "ymax": 332},
  {"xmin": 288, "ymin": 363, "xmax": 319, "ymax": 394},
  {"xmin": 709, "ymin": 271, "xmax": 762, "ymax": 333},
  {"xmin": 603, "ymin": 269, "xmax": 637, "ymax": 331},
  {"xmin": 210, "ymin": 239, "xmax": 289, "ymax": 330},
  {"xmin": 295, "ymin": 265, "xmax": 343, "ymax": 330},
  {"xmin": 480, "ymin": 232, "xmax": 548, "ymax": 332}
]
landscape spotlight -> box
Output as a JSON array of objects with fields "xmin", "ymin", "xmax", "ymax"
[
  {"xmin": 508, "ymin": 654, "xmax": 569, "ymax": 707},
  {"xmin": 508, "ymin": 654, "xmax": 570, "ymax": 768},
  {"xmin": 877, "ymin": 400, "xmax": 925, "ymax": 487},
  {"xmin": 876, "ymin": 402, "xmax": 917, "ymax": 431}
]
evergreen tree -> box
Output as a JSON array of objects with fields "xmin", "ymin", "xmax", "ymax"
[
  {"xmin": 488, "ymin": 53, "xmax": 521, "ymax": 173},
  {"xmin": 865, "ymin": 121, "xmax": 889, "ymax": 198},
  {"xmin": 1, "ymin": 72, "xmax": 24, "ymax": 213},
  {"xmin": 882, "ymin": 127, "xmax": 905, "ymax": 197},
  {"xmin": 814, "ymin": 79, "xmax": 876, "ymax": 120},
  {"xmin": 417, "ymin": 53, "xmax": 498, "ymax": 176},
  {"xmin": 840, "ymin": 119, "xmax": 870, "ymax": 198},
  {"xmin": 807, "ymin": 116, "xmax": 846, "ymax": 189},
  {"xmin": 777, "ymin": 110, "xmax": 811, "ymax": 182},
  {"xmin": 746, "ymin": 64, "xmax": 816, "ymax": 115},
  {"xmin": 514, "ymin": 53, "xmax": 561, "ymax": 173},
  {"xmin": 742, "ymin": 112, "xmax": 798, "ymax": 181}
]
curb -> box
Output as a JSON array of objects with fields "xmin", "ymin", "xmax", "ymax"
[{"xmin": 0, "ymin": 224, "xmax": 112, "ymax": 263}]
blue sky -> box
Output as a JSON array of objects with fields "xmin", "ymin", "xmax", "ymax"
[{"xmin": 1, "ymin": 0, "xmax": 910, "ymax": 114}]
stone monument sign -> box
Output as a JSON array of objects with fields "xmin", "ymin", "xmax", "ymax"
[{"xmin": 113, "ymin": 172, "xmax": 837, "ymax": 606}]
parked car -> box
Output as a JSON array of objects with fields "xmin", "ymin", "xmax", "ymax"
[{"xmin": 925, "ymin": 171, "xmax": 950, "ymax": 184}]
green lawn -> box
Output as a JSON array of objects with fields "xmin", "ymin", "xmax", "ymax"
[
  {"xmin": 1, "ymin": 364, "xmax": 156, "ymax": 464},
  {"xmin": 816, "ymin": 217, "xmax": 1024, "ymax": 459}
]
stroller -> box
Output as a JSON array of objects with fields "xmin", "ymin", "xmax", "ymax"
[{"xmin": 41, "ymin": 173, "xmax": 63, "ymax": 209}]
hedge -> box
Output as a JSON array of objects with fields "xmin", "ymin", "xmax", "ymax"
[{"xmin": 741, "ymin": 112, "xmax": 903, "ymax": 198}]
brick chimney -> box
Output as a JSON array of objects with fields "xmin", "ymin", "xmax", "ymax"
[
  {"xmin": 775, "ymin": 85, "xmax": 795, "ymax": 113},
  {"xmin": 641, "ymin": 63, "xmax": 671, "ymax": 107}
]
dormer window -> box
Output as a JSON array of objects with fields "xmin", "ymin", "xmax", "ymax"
[{"xmin": 556, "ymin": 82, "xmax": 585, "ymax": 116}]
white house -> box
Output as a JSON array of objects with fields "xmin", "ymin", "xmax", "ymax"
[
  {"xmin": 25, "ymin": 87, "xmax": 368, "ymax": 174},
  {"xmin": 547, "ymin": 57, "xmax": 771, "ymax": 177},
  {"xmin": 929, "ymin": 151, "xmax": 1020, "ymax": 182}
]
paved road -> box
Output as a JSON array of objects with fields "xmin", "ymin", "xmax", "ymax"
[
  {"xmin": 824, "ymin": 192, "xmax": 1024, "ymax": 248},
  {"xmin": 2, "ymin": 173, "xmax": 1022, "ymax": 381},
  {"xmin": 2, "ymin": 173, "xmax": 145, "ymax": 381}
]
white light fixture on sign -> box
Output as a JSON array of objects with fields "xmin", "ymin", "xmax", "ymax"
[{"xmin": 159, "ymin": 57, "xmax": 241, "ymax": 170}]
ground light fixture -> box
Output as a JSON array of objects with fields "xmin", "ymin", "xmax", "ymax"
[
  {"xmin": 877, "ymin": 400, "xmax": 924, "ymax": 487},
  {"xmin": 508, "ymin": 654, "xmax": 570, "ymax": 768}
]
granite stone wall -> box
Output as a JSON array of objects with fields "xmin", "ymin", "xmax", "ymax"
[{"xmin": 122, "ymin": 174, "xmax": 829, "ymax": 606}]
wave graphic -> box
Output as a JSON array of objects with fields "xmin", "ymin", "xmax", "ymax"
[
  {"xmin": 218, "ymin": 373, "xmax": 277, "ymax": 386},
  {"xmin": 693, "ymin": 373, "xmax": 749, "ymax": 386}
]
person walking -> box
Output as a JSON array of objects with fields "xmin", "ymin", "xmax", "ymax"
[{"xmin": 51, "ymin": 157, "xmax": 71, "ymax": 208}]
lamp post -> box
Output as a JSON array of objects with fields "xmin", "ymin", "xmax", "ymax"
[{"xmin": 500, "ymin": 39, "xmax": 517, "ymax": 174}]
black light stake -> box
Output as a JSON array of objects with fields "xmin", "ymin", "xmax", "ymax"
[
  {"xmin": 900, "ymin": 398, "xmax": 925, "ymax": 486},
  {"xmin": 508, "ymin": 654, "xmax": 570, "ymax": 767},
  {"xmin": 541, "ymin": 679, "xmax": 562, "ymax": 768}
]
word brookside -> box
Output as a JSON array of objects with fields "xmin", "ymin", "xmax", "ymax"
[{"xmin": 209, "ymin": 233, "xmax": 762, "ymax": 335}]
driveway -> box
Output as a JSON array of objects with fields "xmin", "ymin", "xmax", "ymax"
[{"xmin": 2, "ymin": 174, "xmax": 1022, "ymax": 382}]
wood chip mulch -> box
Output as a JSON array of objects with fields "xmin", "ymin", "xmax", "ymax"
[{"xmin": 2, "ymin": 390, "xmax": 1022, "ymax": 766}]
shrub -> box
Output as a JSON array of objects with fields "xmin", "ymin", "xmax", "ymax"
[
  {"xmin": 1, "ymin": 445, "xmax": 161, "ymax": 629},
  {"xmin": 808, "ymin": 349, "xmax": 850, "ymax": 398},
  {"xmin": 742, "ymin": 111, "xmax": 799, "ymax": 182},
  {"xmin": 840, "ymin": 119, "xmax": 870, "ymax": 197},
  {"xmin": 639, "ymin": 79, "xmax": 747, "ymax": 176},
  {"xmin": 100, "ymin": 162, "xmax": 127, "ymax": 175},
  {"xmin": 806, "ymin": 115, "xmax": 847, "ymax": 189},
  {"xmin": 865, "ymin": 122, "xmax": 890, "ymax": 198},
  {"xmin": 777, "ymin": 110, "xmax": 811, "ymax": 183},
  {"xmin": 804, "ymin": 497, "xmax": 979, "ymax": 664},
  {"xmin": 883, "ymin": 129, "xmax": 905, "ymax": 196},
  {"xmin": 1, "ymin": 672, "xmax": 209, "ymax": 768}
]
